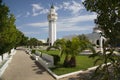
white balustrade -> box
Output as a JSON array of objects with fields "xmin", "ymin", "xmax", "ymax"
[
  {"xmin": 32, "ymin": 51, "xmax": 54, "ymax": 68},
  {"xmin": 0, "ymin": 48, "xmax": 16, "ymax": 77},
  {"xmin": 3, "ymin": 53, "xmax": 9, "ymax": 60}
]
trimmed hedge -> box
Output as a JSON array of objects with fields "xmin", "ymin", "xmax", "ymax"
[
  {"xmin": 31, "ymin": 50, "xmax": 35, "ymax": 54},
  {"xmin": 51, "ymin": 54, "xmax": 60, "ymax": 65}
]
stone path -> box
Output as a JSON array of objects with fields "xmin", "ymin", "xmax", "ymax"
[{"xmin": 1, "ymin": 50, "xmax": 55, "ymax": 80}]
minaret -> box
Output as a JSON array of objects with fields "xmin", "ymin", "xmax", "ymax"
[{"xmin": 48, "ymin": 5, "xmax": 58, "ymax": 46}]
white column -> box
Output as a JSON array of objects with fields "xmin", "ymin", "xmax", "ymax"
[
  {"xmin": 49, "ymin": 21, "xmax": 52, "ymax": 46},
  {"xmin": 100, "ymin": 36, "xmax": 103, "ymax": 52},
  {"xmin": 49, "ymin": 20, "xmax": 55, "ymax": 46},
  {"xmin": 54, "ymin": 21, "xmax": 56, "ymax": 41},
  {"xmin": 51, "ymin": 22, "xmax": 53, "ymax": 45}
]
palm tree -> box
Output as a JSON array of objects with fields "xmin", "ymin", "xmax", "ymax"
[
  {"xmin": 62, "ymin": 40, "xmax": 72, "ymax": 67},
  {"xmin": 69, "ymin": 37, "xmax": 82, "ymax": 67},
  {"xmin": 47, "ymin": 36, "xmax": 95, "ymax": 67},
  {"xmin": 47, "ymin": 39, "xmax": 71, "ymax": 67},
  {"xmin": 69, "ymin": 36, "xmax": 95, "ymax": 67}
]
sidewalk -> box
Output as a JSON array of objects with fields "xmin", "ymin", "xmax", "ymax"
[{"xmin": 1, "ymin": 50, "xmax": 55, "ymax": 80}]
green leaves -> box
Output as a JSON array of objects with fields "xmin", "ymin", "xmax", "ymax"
[
  {"xmin": 0, "ymin": 1, "xmax": 25, "ymax": 55},
  {"xmin": 84, "ymin": 0, "xmax": 120, "ymax": 47},
  {"xmin": 26, "ymin": 38, "xmax": 42, "ymax": 48},
  {"xmin": 50, "ymin": 35, "xmax": 95, "ymax": 67},
  {"xmin": 83, "ymin": 0, "xmax": 120, "ymax": 79},
  {"xmin": 46, "ymin": 46, "xmax": 60, "ymax": 51}
]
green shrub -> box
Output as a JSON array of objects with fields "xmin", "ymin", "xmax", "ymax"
[
  {"xmin": 31, "ymin": 50, "xmax": 35, "ymax": 54},
  {"xmin": 51, "ymin": 54, "xmax": 60, "ymax": 65}
]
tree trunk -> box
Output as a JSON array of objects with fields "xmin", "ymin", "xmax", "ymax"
[
  {"xmin": 69, "ymin": 56, "xmax": 76, "ymax": 67},
  {"xmin": 63, "ymin": 55, "xmax": 70, "ymax": 67}
]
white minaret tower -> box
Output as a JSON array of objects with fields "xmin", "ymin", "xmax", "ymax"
[{"xmin": 48, "ymin": 5, "xmax": 58, "ymax": 46}]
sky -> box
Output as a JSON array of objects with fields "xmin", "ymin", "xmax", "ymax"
[{"xmin": 3, "ymin": 0, "xmax": 97, "ymax": 40}]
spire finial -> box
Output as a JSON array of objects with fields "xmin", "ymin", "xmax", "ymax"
[
  {"xmin": 51, "ymin": 0, "xmax": 54, "ymax": 9},
  {"xmin": 51, "ymin": 5, "xmax": 54, "ymax": 9}
]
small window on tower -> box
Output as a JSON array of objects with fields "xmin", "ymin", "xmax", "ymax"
[
  {"xmin": 52, "ymin": 14, "xmax": 55, "ymax": 16},
  {"xmin": 48, "ymin": 15, "xmax": 51, "ymax": 18}
]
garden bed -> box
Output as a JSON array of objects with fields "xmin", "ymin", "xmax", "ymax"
[{"xmin": 39, "ymin": 50, "xmax": 99, "ymax": 75}]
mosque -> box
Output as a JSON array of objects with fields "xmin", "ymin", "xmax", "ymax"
[{"xmin": 47, "ymin": 5, "xmax": 106, "ymax": 51}]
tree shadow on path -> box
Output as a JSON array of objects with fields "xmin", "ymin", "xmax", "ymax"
[{"xmin": 30, "ymin": 56, "xmax": 46, "ymax": 74}]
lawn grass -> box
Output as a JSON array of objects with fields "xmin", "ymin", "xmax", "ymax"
[
  {"xmin": 39, "ymin": 50, "xmax": 60, "ymax": 55},
  {"xmin": 39, "ymin": 50, "xmax": 98, "ymax": 75}
]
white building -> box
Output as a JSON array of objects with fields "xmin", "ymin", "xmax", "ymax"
[
  {"xmin": 63, "ymin": 25, "xmax": 106, "ymax": 52},
  {"xmin": 47, "ymin": 5, "xmax": 58, "ymax": 46},
  {"xmin": 86, "ymin": 26, "xmax": 106, "ymax": 52}
]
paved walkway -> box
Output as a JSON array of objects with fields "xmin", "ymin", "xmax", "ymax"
[{"xmin": 1, "ymin": 50, "xmax": 55, "ymax": 80}]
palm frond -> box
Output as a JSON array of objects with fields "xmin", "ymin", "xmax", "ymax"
[{"xmin": 46, "ymin": 46, "xmax": 60, "ymax": 51}]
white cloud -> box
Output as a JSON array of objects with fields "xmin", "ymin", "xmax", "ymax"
[
  {"xmin": 17, "ymin": 1, "xmax": 85, "ymax": 18},
  {"xmin": 61, "ymin": 14, "xmax": 97, "ymax": 23},
  {"xmin": 16, "ymin": 12, "xmax": 30, "ymax": 18},
  {"xmin": 16, "ymin": 26, "xmax": 22, "ymax": 29},
  {"xmin": 24, "ymin": 32, "xmax": 42, "ymax": 35},
  {"xmin": 81, "ymin": 0, "xmax": 85, "ymax": 2},
  {"xmin": 40, "ymin": 9, "xmax": 49, "ymax": 14},
  {"xmin": 16, "ymin": 14, "xmax": 22, "ymax": 18},
  {"xmin": 63, "ymin": 2, "xmax": 70, "ymax": 9},
  {"xmin": 26, "ymin": 21, "xmax": 48, "ymax": 32},
  {"xmin": 54, "ymin": 6, "xmax": 60, "ymax": 11},
  {"xmin": 27, "ymin": 22, "xmax": 48, "ymax": 27},
  {"xmin": 32, "ymin": 4, "xmax": 42, "ymax": 10},
  {"xmin": 70, "ymin": 1, "xmax": 84, "ymax": 14},
  {"xmin": 25, "ymin": 12, "xmax": 30, "ymax": 17},
  {"xmin": 56, "ymin": 1, "xmax": 84, "ymax": 14},
  {"xmin": 25, "ymin": 14, "xmax": 96, "ymax": 32},
  {"xmin": 31, "ymin": 3, "xmax": 49, "ymax": 16},
  {"xmin": 57, "ymin": 14, "xmax": 96, "ymax": 32},
  {"xmin": 21, "ymin": 1, "xmax": 84, "ymax": 17},
  {"xmin": 57, "ymin": 25, "xmax": 93, "ymax": 32}
]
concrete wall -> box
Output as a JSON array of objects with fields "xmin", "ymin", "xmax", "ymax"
[
  {"xmin": 42, "ymin": 53, "xmax": 54, "ymax": 66},
  {"xmin": 0, "ymin": 48, "xmax": 16, "ymax": 77},
  {"xmin": 3, "ymin": 53, "xmax": 9, "ymax": 60},
  {"xmin": 0, "ymin": 56, "xmax": 2, "ymax": 63},
  {"xmin": 32, "ymin": 51, "xmax": 54, "ymax": 68}
]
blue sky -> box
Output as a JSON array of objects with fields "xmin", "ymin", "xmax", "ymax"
[{"xmin": 3, "ymin": 0, "xmax": 97, "ymax": 40}]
